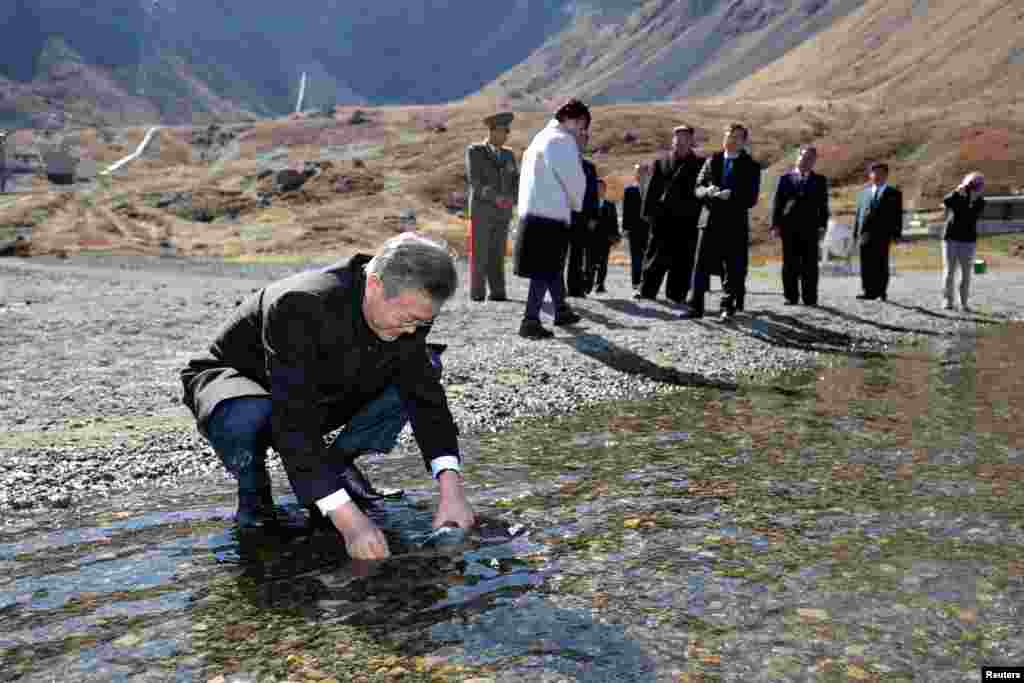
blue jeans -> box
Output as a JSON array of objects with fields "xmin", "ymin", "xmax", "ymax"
[
  {"xmin": 205, "ymin": 349, "xmax": 444, "ymax": 480},
  {"xmin": 525, "ymin": 273, "xmax": 566, "ymax": 320}
]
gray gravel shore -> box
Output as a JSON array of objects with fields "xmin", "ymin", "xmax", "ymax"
[{"xmin": 2, "ymin": 253, "xmax": 1022, "ymax": 514}]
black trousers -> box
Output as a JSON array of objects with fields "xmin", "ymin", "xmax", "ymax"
[
  {"xmin": 588, "ymin": 238, "xmax": 613, "ymax": 289},
  {"xmin": 859, "ymin": 237, "xmax": 891, "ymax": 298},
  {"xmin": 626, "ymin": 228, "xmax": 648, "ymax": 287},
  {"xmin": 691, "ymin": 228, "xmax": 749, "ymax": 313},
  {"xmin": 566, "ymin": 228, "xmax": 589, "ymax": 295},
  {"xmin": 781, "ymin": 229, "xmax": 821, "ymax": 304},
  {"xmin": 640, "ymin": 226, "xmax": 699, "ymax": 302}
]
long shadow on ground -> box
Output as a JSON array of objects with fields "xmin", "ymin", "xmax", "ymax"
[
  {"xmin": 815, "ymin": 304, "xmax": 943, "ymax": 336},
  {"xmin": 558, "ymin": 333, "xmax": 738, "ymax": 390},
  {"xmin": 886, "ymin": 300, "xmax": 1004, "ymax": 325},
  {"xmin": 723, "ymin": 310, "xmax": 889, "ymax": 358}
]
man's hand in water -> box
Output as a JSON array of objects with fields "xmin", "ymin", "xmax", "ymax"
[
  {"xmin": 330, "ymin": 501, "xmax": 391, "ymax": 560},
  {"xmin": 434, "ymin": 470, "xmax": 476, "ymax": 530}
]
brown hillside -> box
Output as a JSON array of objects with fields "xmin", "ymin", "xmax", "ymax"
[
  {"xmin": 5, "ymin": 94, "xmax": 1021, "ymax": 265},
  {"xmin": 727, "ymin": 0, "xmax": 1024, "ymax": 109}
]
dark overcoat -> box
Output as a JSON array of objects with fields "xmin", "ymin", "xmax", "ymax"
[
  {"xmin": 696, "ymin": 151, "xmax": 761, "ymax": 234},
  {"xmin": 180, "ymin": 255, "xmax": 459, "ymax": 505}
]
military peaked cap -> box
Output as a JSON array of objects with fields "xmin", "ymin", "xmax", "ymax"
[{"xmin": 483, "ymin": 111, "xmax": 514, "ymax": 129}]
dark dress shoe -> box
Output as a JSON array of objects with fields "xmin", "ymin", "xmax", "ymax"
[
  {"xmin": 784, "ymin": 299, "xmax": 798, "ymax": 306},
  {"xmin": 519, "ymin": 318, "xmax": 554, "ymax": 339},
  {"xmin": 487, "ymin": 295, "xmax": 508, "ymax": 302},
  {"xmin": 855, "ymin": 293, "xmax": 876, "ymax": 300},
  {"xmin": 339, "ymin": 459, "xmax": 404, "ymax": 503},
  {"xmin": 633, "ymin": 292, "xmax": 654, "ymax": 300},
  {"xmin": 553, "ymin": 310, "xmax": 581, "ymax": 326},
  {"xmin": 236, "ymin": 490, "xmax": 277, "ymax": 529},
  {"xmin": 470, "ymin": 296, "xmax": 485, "ymax": 302},
  {"xmin": 595, "ymin": 285, "xmax": 607, "ymax": 294}
]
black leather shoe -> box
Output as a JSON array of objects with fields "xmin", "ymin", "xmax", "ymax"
[
  {"xmin": 633, "ymin": 292, "xmax": 654, "ymax": 300},
  {"xmin": 784, "ymin": 299, "xmax": 798, "ymax": 306},
  {"xmin": 487, "ymin": 295, "xmax": 508, "ymax": 302},
  {"xmin": 856, "ymin": 293, "xmax": 876, "ymax": 300},
  {"xmin": 338, "ymin": 459, "xmax": 404, "ymax": 503},
  {"xmin": 519, "ymin": 318, "xmax": 554, "ymax": 339}
]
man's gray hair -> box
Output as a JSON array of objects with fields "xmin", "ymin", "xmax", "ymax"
[{"xmin": 366, "ymin": 232, "xmax": 458, "ymax": 304}]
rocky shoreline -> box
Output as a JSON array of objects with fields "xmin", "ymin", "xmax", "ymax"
[{"xmin": 2, "ymin": 254, "xmax": 1022, "ymax": 515}]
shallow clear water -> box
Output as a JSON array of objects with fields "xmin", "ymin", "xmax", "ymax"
[{"xmin": 2, "ymin": 325, "xmax": 1023, "ymax": 682}]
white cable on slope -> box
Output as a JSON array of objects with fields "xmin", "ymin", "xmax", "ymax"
[{"xmin": 101, "ymin": 126, "xmax": 163, "ymax": 176}]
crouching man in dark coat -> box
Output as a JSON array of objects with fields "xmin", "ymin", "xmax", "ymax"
[{"xmin": 180, "ymin": 233, "xmax": 475, "ymax": 560}]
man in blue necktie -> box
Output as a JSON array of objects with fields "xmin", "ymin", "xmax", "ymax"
[
  {"xmin": 684, "ymin": 123, "xmax": 761, "ymax": 320},
  {"xmin": 853, "ymin": 162, "xmax": 903, "ymax": 301}
]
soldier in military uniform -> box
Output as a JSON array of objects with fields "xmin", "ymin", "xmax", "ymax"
[{"xmin": 465, "ymin": 112, "xmax": 519, "ymax": 301}]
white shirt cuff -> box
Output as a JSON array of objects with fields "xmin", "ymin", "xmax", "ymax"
[
  {"xmin": 431, "ymin": 455, "xmax": 462, "ymax": 478},
  {"xmin": 314, "ymin": 488, "xmax": 352, "ymax": 515}
]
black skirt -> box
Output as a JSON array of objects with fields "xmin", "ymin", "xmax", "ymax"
[{"xmin": 512, "ymin": 214, "xmax": 571, "ymax": 279}]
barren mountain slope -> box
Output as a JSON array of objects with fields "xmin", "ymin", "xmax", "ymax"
[
  {"xmin": 726, "ymin": 0, "xmax": 1024, "ymax": 108},
  {"xmin": 482, "ymin": 0, "xmax": 867, "ymax": 104}
]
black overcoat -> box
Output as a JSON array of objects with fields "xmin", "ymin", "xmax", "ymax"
[{"xmin": 180, "ymin": 255, "xmax": 459, "ymax": 505}]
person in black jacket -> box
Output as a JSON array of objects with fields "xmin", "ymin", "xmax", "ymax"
[
  {"xmin": 638, "ymin": 125, "xmax": 705, "ymax": 303},
  {"xmin": 566, "ymin": 132, "xmax": 600, "ymax": 297},
  {"xmin": 588, "ymin": 178, "xmax": 620, "ymax": 293},
  {"xmin": 180, "ymin": 233, "xmax": 474, "ymax": 560},
  {"xmin": 770, "ymin": 145, "xmax": 830, "ymax": 306},
  {"xmin": 853, "ymin": 162, "xmax": 904, "ymax": 301},
  {"xmin": 684, "ymin": 123, "xmax": 761, "ymax": 320},
  {"xmin": 941, "ymin": 172, "xmax": 986, "ymax": 311},
  {"xmin": 621, "ymin": 163, "xmax": 651, "ymax": 290}
]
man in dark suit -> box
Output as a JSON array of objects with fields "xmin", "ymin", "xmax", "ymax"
[
  {"xmin": 770, "ymin": 145, "xmax": 830, "ymax": 306},
  {"xmin": 567, "ymin": 149, "xmax": 599, "ymax": 297},
  {"xmin": 621, "ymin": 163, "xmax": 650, "ymax": 290},
  {"xmin": 853, "ymin": 162, "xmax": 903, "ymax": 301},
  {"xmin": 684, "ymin": 123, "xmax": 761, "ymax": 320},
  {"xmin": 588, "ymin": 178, "xmax": 620, "ymax": 293},
  {"xmin": 637, "ymin": 125, "xmax": 705, "ymax": 303}
]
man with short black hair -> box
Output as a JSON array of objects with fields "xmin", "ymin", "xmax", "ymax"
[
  {"xmin": 621, "ymin": 163, "xmax": 651, "ymax": 290},
  {"xmin": 638, "ymin": 125, "xmax": 705, "ymax": 303},
  {"xmin": 770, "ymin": 145, "xmax": 830, "ymax": 306},
  {"xmin": 685, "ymin": 123, "xmax": 761, "ymax": 320},
  {"xmin": 180, "ymin": 233, "xmax": 474, "ymax": 560},
  {"xmin": 853, "ymin": 162, "xmax": 903, "ymax": 301},
  {"xmin": 588, "ymin": 178, "xmax": 620, "ymax": 294}
]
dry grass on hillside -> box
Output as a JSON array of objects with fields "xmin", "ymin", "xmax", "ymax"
[{"xmin": 3, "ymin": 98, "xmax": 1023, "ymax": 263}]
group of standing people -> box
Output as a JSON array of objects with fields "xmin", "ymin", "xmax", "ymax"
[
  {"xmin": 468, "ymin": 101, "xmax": 985, "ymax": 326},
  {"xmin": 465, "ymin": 102, "xmax": 622, "ymax": 337}
]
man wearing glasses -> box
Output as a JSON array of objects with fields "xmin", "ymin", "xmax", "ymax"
[{"xmin": 180, "ymin": 233, "xmax": 473, "ymax": 560}]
